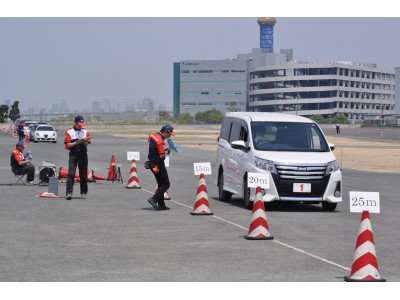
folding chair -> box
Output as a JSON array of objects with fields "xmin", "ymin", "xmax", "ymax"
[
  {"xmin": 10, "ymin": 162, "xmax": 27, "ymax": 185},
  {"xmin": 14, "ymin": 173, "xmax": 27, "ymax": 184}
]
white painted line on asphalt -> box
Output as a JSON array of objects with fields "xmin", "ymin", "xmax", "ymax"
[{"xmin": 141, "ymin": 187, "xmax": 351, "ymax": 272}]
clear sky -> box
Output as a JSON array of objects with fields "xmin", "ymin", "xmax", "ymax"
[{"xmin": 1, "ymin": 1, "xmax": 399, "ymax": 112}]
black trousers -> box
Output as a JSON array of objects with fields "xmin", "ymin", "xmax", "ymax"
[
  {"xmin": 14, "ymin": 164, "xmax": 35, "ymax": 182},
  {"xmin": 151, "ymin": 161, "xmax": 170, "ymax": 207},
  {"xmin": 18, "ymin": 133, "xmax": 24, "ymax": 141},
  {"xmin": 66, "ymin": 152, "xmax": 88, "ymax": 195}
]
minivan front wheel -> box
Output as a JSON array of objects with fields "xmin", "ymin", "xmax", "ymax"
[
  {"xmin": 243, "ymin": 177, "xmax": 253, "ymax": 209},
  {"xmin": 322, "ymin": 202, "xmax": 337, "ymax": 211},
  {"xmin": 218, "ymin": 170, "xmax": 232, "ymax": 201}
]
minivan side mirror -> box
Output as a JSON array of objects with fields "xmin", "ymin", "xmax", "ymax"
[
  {"xmin": 328, "ymin": 143, "xmax": 335, "ymax": 151},
  {"xmin": 231, "ymin": 140, "xmax": 249, "ymax": 152}
]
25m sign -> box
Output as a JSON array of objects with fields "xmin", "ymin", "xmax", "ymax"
[{"xmin": 349, "ymin": 191, "xmax": 380, "ymax": 213}]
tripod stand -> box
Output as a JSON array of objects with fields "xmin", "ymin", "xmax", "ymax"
[{"xmin": 113, "ymin": 165, "xmax": 123, "ymax": 183}]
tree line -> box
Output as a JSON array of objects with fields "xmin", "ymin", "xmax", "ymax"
[{"xmin": 0, "ymin": 101, "xmax": 20, "ymax": 123}]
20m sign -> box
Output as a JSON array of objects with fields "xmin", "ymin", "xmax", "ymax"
[{"xmin": 247, "ymin": 172, "xmax": 269, "ymax": 188}]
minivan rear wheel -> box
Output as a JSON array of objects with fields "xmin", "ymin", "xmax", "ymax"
[
  {"xmin": 322, "ymin": 202, "xmax": 337, "ymax": 211},
  {"xmin": 243, "ymin": 177, "xmax": 253, "ymax": 209},
  {"xmin": 218, "ymin": 170, "xmax": 232, "ymax": 201}
]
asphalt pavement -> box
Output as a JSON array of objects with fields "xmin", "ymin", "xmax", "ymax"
[{"xmin": 0, "ymin": 125, "xmax": 399, "ymax": 286}]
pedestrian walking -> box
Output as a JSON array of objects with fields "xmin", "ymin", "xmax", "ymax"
[
  {"xmin": 146, "ymin": 125, "xmax": 175, "ymax": 210},
  {"xmin": 64, "ymin": 115, "xmax": 91, "ymax": 200},
  {"xmin": 17, "ymin": 122, "xmax": 25, "ymax": 141},
  {"xmin": 336, "ymin": 123, "xmax": 341, "ymax": 134}
]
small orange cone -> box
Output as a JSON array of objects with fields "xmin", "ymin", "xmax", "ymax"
[
  {"xmin": 107, "ymin": 155, "xmax": 118, "ymax": 181},
  {"xmin": 155, "ymin": 187, "xmax": 171, "ymax": 200},
  {"xmin": 125, "ymin": 159, "xmax": 141, "ymax": 189},
  {"xmin": 92, "ymin": 172, "xmax": 106, "ymax": 181},
  {"xmin": 190, "ymin": 173, "xmax": 213, "ymax": 215},
  {"xmin": 37, "ymin": 192, "xmax": 59, "ymax": 198},
  {"xmin": 58, "ymin": 167, "xmax": 68, "ymax": 179},
  {"xmin": 344, "ymin": 210, "xmax": 385, "ymax": 281},
  {"xmin": 244, "ymin": 186, "xmax": 274, "ymax": 240},
  {"xmin": 25, "ymin": 133, "xmax": 30, "ymax": 143},
  {"xmin": 59, "ymin": 166, "xmax": 79, "ymax": 181}
]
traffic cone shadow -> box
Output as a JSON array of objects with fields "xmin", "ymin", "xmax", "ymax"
[
  {"xmin": 190, "ymin": 173, "xmax": 213, "ymax": 215},
  {"xmin": 344, "ymin": 210, "xmax": 385, "ymax": 281},
  {"xmin": 244, "ymin": 186, "xmax": 274, "ymax": 240}
]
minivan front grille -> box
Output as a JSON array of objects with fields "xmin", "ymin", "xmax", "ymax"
[
  {"xmin": 272, "ymin": 163, "xmax": 329, "ymax": 199},
  {"xmin": 276, "ymin": 164, "xmax": 326, "ymax": 180}
]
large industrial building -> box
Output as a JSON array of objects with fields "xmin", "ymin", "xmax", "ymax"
[{"xmin": 173, "ymin": 18, "xmax": 396, "ymax": 121}]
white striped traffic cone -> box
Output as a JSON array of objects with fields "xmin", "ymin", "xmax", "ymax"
[
  {"xmin": 190, "ymin": 173, "xmax": 213, "ymax": 215},
  {"xmin": 345, "ymin": 210, "xmax": 385, "ymax": 281},
  {"xmin": 244, "ymin": 186, "xmax": 274, "ymax": 240},
  {"xmin": 125, "ymin": 159, "xmax": 141, "ymax": 189}
]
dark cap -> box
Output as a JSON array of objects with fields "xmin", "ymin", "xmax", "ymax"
[
  {"xmin": 16, "ymin": 141, "xmax": 25, "ymax": 147},
  {"xmin": 161, "ymin": 125, "xmax": 175, "ymax": 136},
  {"xmin": 74, "ymin": 115, "xmax": 85, "ymax": 127}
]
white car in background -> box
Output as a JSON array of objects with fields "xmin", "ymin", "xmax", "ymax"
[
  {"xmin": 23, "ymin": 121, "xmax": 38, "ymax": 136},
  {"xmin": 31, "ymin": 125, "xmax": 57, "ymax": 143}
]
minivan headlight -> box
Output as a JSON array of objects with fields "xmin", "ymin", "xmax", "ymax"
[
  {"xmin": 255, "ymin": 156, "xmax": 277, "ymax": 174},
  {"xmin": 326, "ymin": 160, "xmax": 340, "ymax": 174}
]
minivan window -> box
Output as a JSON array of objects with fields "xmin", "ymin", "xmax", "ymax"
[
  {"xmin": 251, "ymin": 121, "xmax": 329, "ymax": 152},
  {"xmin": 230, "ymin": 120, "xmax": 248, "ymax": 143},
  {"xmin": 220, "ymin": 117, "xmax": 232, "ymax": 141}
]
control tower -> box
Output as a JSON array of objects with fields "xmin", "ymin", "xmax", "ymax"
[{"xmin": 257, "ymin": 17, "xmax": 277, "ymax": 53}]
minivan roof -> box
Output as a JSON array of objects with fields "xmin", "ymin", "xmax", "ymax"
[{"xmin": 225, "ymin": 112, "xmax": 314, "ymax": 123}]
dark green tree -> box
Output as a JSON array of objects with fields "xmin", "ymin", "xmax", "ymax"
[
  {"xmin": 0, "ymin": 105, "xmax": 9, "ymax": 123},
  {"xmin": 159, "ymin": 110, "xmax": 173, "ymax": 122},
  {"xmin": 9, "ymin": 101, "xmax": 20, "ymax": 122},
  {"xmin": 309, "ymin": 115, "xmax": 324, "ymax": 122},
  {"xmin": 177, "ymin": 113, "xmax": 194, "ymax": 124},
  {"xmin": 195, "ymin": 108, "xmax": 224, "ymax": 124}
]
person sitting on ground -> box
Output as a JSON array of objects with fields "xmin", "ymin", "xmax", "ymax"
[{"xmin": 10, "ymin": 141, "xmax": 35, "ymax": 185}]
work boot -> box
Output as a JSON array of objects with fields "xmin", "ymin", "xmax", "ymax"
[
  {"xmin": 66, "ymin": 194, "xmax": 72, "ymax": 200},
  {"xmin": 147, "ymin": 197, "xmax": 158, "ymax": 210}
]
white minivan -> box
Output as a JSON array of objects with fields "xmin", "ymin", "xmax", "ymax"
[{"xmin": 216, "ymin": 112, "xmax": 342, "ymax": 211}]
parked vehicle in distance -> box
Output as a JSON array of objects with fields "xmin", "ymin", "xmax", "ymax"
[
  {"xmin": 31, "ymin": 124, "xmax": 57, "ymax": 143},
  {"xmin": 28, "ymin": 124, "xmax": 39, "ymax": 140},
  {"xmin": 23, "ymin": 121, "xmax": 38, "ymax": 136},
  {"xmin": 14, "ymin": 119, "xmax": 33, "ymax": 133},
  {"xmin": 216, "ymin": 112, "xmax": 342, "ymax": 211}
]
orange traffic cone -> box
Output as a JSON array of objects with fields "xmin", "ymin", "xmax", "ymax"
[
  {"xmin": 125, "ymin": 159, "xmax": 141, "ymax": 189},
  {"xmin": 244, "ymin": 186, "xmax": 274, "ymax": 240},
  {"xmin": 92, "ymin": 172, "xmax": 106, "ymax": 181},
  {"xmin": 155, "ymin": 187, "xmax": 171, "ymax": 200},
  {"xmin": 37, "ymin": 192, "xmax": 59, "ymax": 198},
  {"xmin": 25, "ymin": 133, "xmax": 30, "ymax": 143},
  {"xmin": 58, "ymin": 167, "xmax": 68, "ymax": 179},
  {"xmin": 107, "ymin": 155, "xmax": 117, "ymax": 181},
  {"xmin": 190, "ymin": 173, "xmax": 213, "ymax": 215},
  {"xmin": 87, "ymin": 170, "xmax": 95, "ymax": 182},
  {"xmin": 58, "ymin": 167, "xmax": 83, "ymax": 182},
  {"xmin": 344, "ymin": 210, "xmax": 385, "ymax": 281}
]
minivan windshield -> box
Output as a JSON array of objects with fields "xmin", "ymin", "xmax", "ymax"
[{"xmin": 251, "ymin": 121, "xmax": 329, "ymax": 152}]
